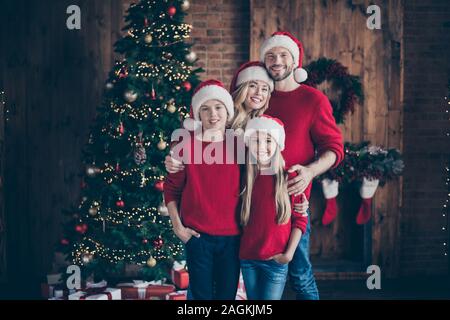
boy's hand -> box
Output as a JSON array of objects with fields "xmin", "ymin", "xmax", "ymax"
[
  {"xmin": 173, "ymin": 225, "xmax": 200, "ymax": 244},
  {"xmin": 165, "ymin": 153, "xmax": 185, "ymax": 173},
  {"xmin": 269, "ymin": 253, "xmax": 293, "ymax": 265}
]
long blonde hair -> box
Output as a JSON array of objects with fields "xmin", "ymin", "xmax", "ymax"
[
  {"xmin": 231, "ymin": 82, "xmax": 271, "ymax": 131},
  {"xmin": 240, "ymin": 138, "xmax": 291, "ymax": 226}
]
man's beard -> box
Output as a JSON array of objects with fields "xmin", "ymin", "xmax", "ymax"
[{"xmin": 269, "ymin": 64, "xmax": 294, "ymax": 81}]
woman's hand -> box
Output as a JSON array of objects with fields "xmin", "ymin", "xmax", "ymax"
[
  {"xmin": 269, "ymin": 253, "xmax": 293, "ymax": 265},
  {"xmin": 165, "ymin": 153, "xmax": 185, "ymax": 173},
  {"xmin": 173, "ymin": 225, "xmax": 200, "ymax": 244},
  {"xmin": 293, "ymin": 193, "xmax": 309, "ymax": 216}
]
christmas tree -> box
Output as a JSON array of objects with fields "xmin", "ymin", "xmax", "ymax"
[{"xmin": 58, "ymin": 0, "xmax": 201, "ymax": 282}]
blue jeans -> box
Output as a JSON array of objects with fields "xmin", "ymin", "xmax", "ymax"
[
  {"xmin": 288, "ymin": 217, "xmax": 320, "ymax": 300},
  {"xmin": 241, "ymin": 259, "xmax": 288, "ymax": 300},
  {"xmin": 185, "ymin": 233, "xmax": 240, "ymax": 300}
]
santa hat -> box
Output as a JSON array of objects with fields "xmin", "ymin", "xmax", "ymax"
[
  {"xmin": 230, "ymin": 61, "xmax": 274, "ymax": 93},
  {"xmin": 356, "ymin": 177, "xmax": 380, "ymax": 225},
  {"xmin": 244, "ymin": 115, "xmax": 286, "ymax": 151},
  {"xmin": 321, "ymin": 179, "xmax": 339, "ymax": 226},
  {"xmin": 183, "ymin": 79, "xmax": 234, "ymax": 131},
  {"xmin": 259, "ymin": 31, "xmax": 308, "ymax": 83}
]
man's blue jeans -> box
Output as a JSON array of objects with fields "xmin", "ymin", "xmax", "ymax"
[
  {"xmin": 288, "ymin": 218, "xmax": 320, "ymax": 300},
  {"xmin": 241, "ymin": 259, "xmax": 288, "ymax": 300}
]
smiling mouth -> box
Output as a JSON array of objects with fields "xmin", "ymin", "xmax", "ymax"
[{"xmin": 250, "ymin": 97, "xmax": 262, "ymax": 103}]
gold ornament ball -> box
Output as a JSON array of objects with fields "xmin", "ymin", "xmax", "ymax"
[
  {"xmin": 181, "ymin": 0, "xmax": 190, "ymax": 11},
  {"xmin": 167, "ymin": 104, "xmax": 176, "ymax": 113},
  {"xmin": 146, "ymin": 256, "xmax": 157, "ymax": 267},
  {"xmin": 124, "ymin": 90, "xmax": 138, "ymax": 103},
  {"xmin": 185, "ymin": 51, "xmax": 197, "ymax": 63},
  {"xmin": 88, "ymin": 207, "xmax": 98, "ymax": 216},
  {"xmin": 157, "ymin": 140, "xmax": 167, "ymax": 150},
  {"xmin": 144, "ymin": 34, "xmax": 153, "ymax": 44}
]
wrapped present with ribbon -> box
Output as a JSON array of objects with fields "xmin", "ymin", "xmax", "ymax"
[
  {"xmin": 171, "ymin": 261, "xmax": 189, "ymax": 289},
  {"xmin": 68, "ymin": 280, "xmax": 121, "ymax": 300},
  {"xmin": 41, "ymin": 283, "xmax": 76, "ymax": 300},
  {"xmin": 166, "ymin": 290, "xmax": 187, "ymax": 300},
  {"xmin": 116, "ymin": 280, "xmax": 175, "ymax": 300}
]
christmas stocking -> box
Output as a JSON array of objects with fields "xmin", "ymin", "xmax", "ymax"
[
  {"xmin": 356, "ymin": 177, "xmax": 379, "ymax": 225},
  {"xmin": 321, "ymin": 179, "xmax": 339, "ymax": 226}
]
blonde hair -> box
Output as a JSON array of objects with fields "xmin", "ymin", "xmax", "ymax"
[
  {"xmin": 231, "ymin": 82, "xmax": 271, "ymax": 131},
  {"xmin": 240, "ymin": 137, "xmax": 291, "ymax": 226}
]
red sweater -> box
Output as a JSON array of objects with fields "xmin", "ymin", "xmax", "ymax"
[
  {"xmin": 164, "ymin": 134, "xmax": 241, "ymax": 236},
  {"xmin": 239, "ymin": 171, "xmax": 308, "ymax": 260},
  {"xmin": 266, "ymin": 85, "xmax": 344, "ymax": 199}
]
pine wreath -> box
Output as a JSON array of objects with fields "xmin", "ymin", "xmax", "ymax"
[{"xmin": 304, "ymin": 58, "xmax": 364, "ymax": 124}]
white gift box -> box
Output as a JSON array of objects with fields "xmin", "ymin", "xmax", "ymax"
[{"xmin": 68, "ymin": 288, "xmax": 121, "ymax": 300}]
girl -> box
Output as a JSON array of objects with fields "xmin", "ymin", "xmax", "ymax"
[
  {"xmin": 163, "ymin": 79, "xmax": 241, "ymax": 300},
  {"xmin": 240, "ymin": 115, "xmax": 308, "ymax": 300}
]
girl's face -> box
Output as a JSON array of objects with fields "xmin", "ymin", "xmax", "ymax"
[
  {"xmin": 199, "ymin": 99, "xmax": 228, "ymax": 131},
  {"xmin": 244, "ymin": 80, "xmax": 270, "ymax": 112},
  {"xmin": 248, "ymin": 131, "xmax": 278, "ymax": 165}
]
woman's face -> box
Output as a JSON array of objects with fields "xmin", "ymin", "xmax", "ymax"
[
  {"xmin": 244, "ymin": 80, "xmax": 270, "ymax": 112},
  {"xmin": 199, "ymin": 99, "xmax": 228, "ymax": 131},
  {"xmin": 248, "ymin": 131, "xmax": 277, "ymax": 165}
]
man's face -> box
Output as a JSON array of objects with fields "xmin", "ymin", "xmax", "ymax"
[{"xmin": 264, "ymin": 47, "xmax": 295, "ymax": 81}]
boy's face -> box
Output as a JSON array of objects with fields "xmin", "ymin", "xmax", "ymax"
[
  {"xmin": 264, "ymin": 47, "xmax": 295, "ymax": 81},
  {"xmin": 248, "ymin": 131, "xmax": 277, "ymax": 165},
  {"xmin": 198, "ymin": 99, "xmax": 228, "ymax": 131},
  {"xmin": 245, "ymin": 80, "xmax": 269, "ymax": 111}
]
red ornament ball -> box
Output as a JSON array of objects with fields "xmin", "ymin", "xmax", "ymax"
[
  {"xmin": 153, "ymin": 237, "xmax": 164, "ymax": 249},
  {"xmin": 182, "ymin": 81, "xmax": 192, "ymax": 92},
  {"xmin": 154, "ymin": 181, "xmax": 164, "ymax": 192},
  {"xmin": 167, "ymin": 6, "xmax": 176, "ymax": 17},
  {"xmin": 116, "ymin": 200, "xmax": 125, "ymax": 208},
  {"xmin": 75, "ymin": 224, "xmax": 88, "ymax": 234},
  {"xmin": 142, "ymin": 239, "xmax": 148, "ymax": 244}
]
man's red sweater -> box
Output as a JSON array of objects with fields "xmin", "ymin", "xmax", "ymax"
[
  {"xmin": 164, "ymin": 134, "xmax": 241, "ymax": 236},
  {"xmin": 266, "ymin": 85, "xmax": 344, "ymax": 199},
  {"xmin": 239, "ymin": 172, "xmax": 308, "ymax": 260}
]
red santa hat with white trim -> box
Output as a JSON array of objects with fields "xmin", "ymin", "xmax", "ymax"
[
  {"xmin": 259, "ymin": 31, "xmax": 308, "ymax": 83},
  {"xmin": 229, "ymin": 61, "xmax": 274, "ymax": 93},
  {"xmin": 244, "ymin": 114, "xmax": 286, "ymax": 151},
  {"xmin": 183, "ymin": 79, "xmax": 234, "ymax": 131}
]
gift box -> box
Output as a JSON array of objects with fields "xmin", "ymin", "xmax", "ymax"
[
  {"xmin": 41, "ymin": 283, "xmax": 75, "ymax": 299},
  {"xmin": 117, "ymin": 280, "xmax": 175, "ymax": 300},
  {"xmin": 171, "ymin": 261, "xmax": 189, "ymax": 289},
  {"xmin": 166, "ymin": 290, "xmax": 187, "ymax": 300},
  {"xmin": 68, "ymin": 280, "xmax": 121, "ymax": 300}
]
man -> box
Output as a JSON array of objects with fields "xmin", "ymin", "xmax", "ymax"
[{"xmin": 259, "ymin": 31, "xmax": 344, "ymax": 300}]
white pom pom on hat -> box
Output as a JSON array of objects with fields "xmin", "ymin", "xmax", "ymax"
[
  {"xmin": 183, "ymin": 79, "xmax": 234, "ymax": 131},
  {"xmin": 259, "ymin": 31, "xmax": 308, "ymax": 83}
]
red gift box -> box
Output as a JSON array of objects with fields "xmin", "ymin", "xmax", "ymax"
[
  {"xmin": 171, "ymin": 269, "xmax": 189, "ymax": 289},
  {"xmin": 118, "ymin": 284, "xmax": 175, "ymax": 300},
  {"xmin": 166, "ymin": 290, "xmax": 187, "ymax": 300}
]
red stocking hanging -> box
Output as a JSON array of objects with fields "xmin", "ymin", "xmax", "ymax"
[
  {"xmin": 356, "ymin": 177, "xmax": 379, "ymax": 225},
  {"xmin": 321, "ymin": 179, "xmax": 339, "ymax": 226}
]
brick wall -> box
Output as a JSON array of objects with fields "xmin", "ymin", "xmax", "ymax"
[
  {"xmin": 184, "ymin": 0, "xmax": 250, "ymax": 88},
  {"xmin": 401, "ymin": 0, "xmax": 450, "ymax": 276}
]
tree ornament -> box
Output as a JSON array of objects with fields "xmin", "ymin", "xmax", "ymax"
[
  {"xmin": 75, "ymin": 223, "xmax": 88, "ymax": 234},
  {"xmin": 118, "ymin": 122, "xmax": 125, "ymax": 134},
  {"xmin": 153, "ymin": 237, "xmax": 164, "ymax": 249},
  {"xmin": 124, "ymin": 90, "xmax": 138, "ymax": 103},
  {"xmin": 115, "ymin": 162, "xmax": 121, "ymax": 173},
  {"xmin": 157, "ymin": 140, "xmax": 167, "ymax": 150},
  {"xmin": 88, "ymin": 206, "xmax": 98, "ymax": 216},
  {"xmin": 182, "ymin": 81, "xmax": 192, "ymax": 92},
  {"xmin": 146, "ymin": 256, "xmax": 157, "ymax": 267},
  {"xmin": 151, "ymin": 84, "xmax": 156, "ymax": 100},
  {"xmin": 60, "ymin": 238, "xmax": 69, "ymax": 246},
  {"xmin": 116, "ymin": 199, "xmax": 125, "ymax": 208},
  {"xmin": 185, "ymin": 51, "xmax": 197, "ymax": 63},
  {"xmin": 167, "ymin": 104, "xmax": 176, "ymax": 113},
  {"xmin": 118, "ymin": 67, "xmax": 128, "ymax": 79},
  {"xmin": 144, "ymin": 18, "xmax": 149, "ymax": 27},
  {"xmin": 133, "ymin": 145, "xmax": 147, "ymax": 165},
  {"xmin": 158, "ymin": 202, "xmax": 169, "ymax": 216},
  {"xmin": 144, "ymin": 34, "xmax": 153, "ymax": 44},
  {"xmin": 82, "ymin": 253, "xmax": 93, "ymax": 264},
  {"xmin": 142, "ymin": 238, "xmax": 148, "ymax": 244},
  {"xmin": 167, "ymin": 6, "xmax": 176, "ymax": 17},
  {"xmin": 154, "ymin": 180, "xmax": 164, "ymax": 192},
  {"xmin": 105, "ymin": 82, "xmax": 114, "ymax": 90},
  {"xmin": 181, "ymin": 0, "xmax": 190, "ymax": 11}
]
